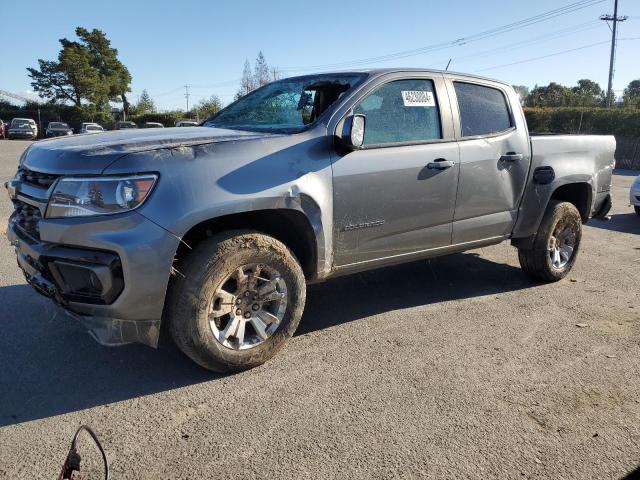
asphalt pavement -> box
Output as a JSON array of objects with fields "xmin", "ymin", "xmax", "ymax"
[{"xmin": 0, "ymin": 139, "xmax": 638, "ymax": 479}]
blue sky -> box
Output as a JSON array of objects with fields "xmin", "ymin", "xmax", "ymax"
[{"xmin": 1, "ymin": 0, "xmax": 639, "ymax": 110}]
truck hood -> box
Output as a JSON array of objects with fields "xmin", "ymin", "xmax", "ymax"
[{"xmin": 21, "ymin": 127, "xmax": 275, "ymax": 175}]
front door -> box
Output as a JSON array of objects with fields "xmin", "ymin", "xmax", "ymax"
[{"xmin": 331, "ymin": 76, "xmax": 460, "ymax": 266}]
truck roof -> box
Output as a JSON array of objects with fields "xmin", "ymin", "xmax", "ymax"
[{"xmin": 284, "ymin": 68, "xmax": 508, "ymax": 87}]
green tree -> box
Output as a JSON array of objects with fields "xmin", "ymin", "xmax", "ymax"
[
  {"xmin": 135, "ymin": 89, "xmax": 156, "ymax": 114},
  {"xmin": 27, "ymin": 60, "xmax": 83, "ymax": 106},
  {"xmin": 194, "ymin": 95, "xmax": 223, "ymax": 119},
  {"xmin": 74, "ymin": 27, "xmax": 132, "ymax": 111},
  {"xmin": 526, "ymin": 82, "xmax": 573, "ymax": 107},
  {"xmin": 571, "ymin": 79, "xmax": 604, "ymax": 107},
  {"xmin": 27, "ymin": 27, "xmax": 131, "ymax": 111},
  {"xmin": 623, "ymin": 80, "xmax": 640, "ymax": 107}
]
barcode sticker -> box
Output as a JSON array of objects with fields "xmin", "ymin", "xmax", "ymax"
[{"xmin": 401, "ymin": 91, "xmax": 435, "ymax": 107}]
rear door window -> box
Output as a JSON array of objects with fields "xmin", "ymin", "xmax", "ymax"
[
  {"xmin": 453, "ymin": 82, "xmax": 512, "ymax": 137},
  {"xmin": 354, "ymin": 79, "xmax": 442, "ymax": 146}
]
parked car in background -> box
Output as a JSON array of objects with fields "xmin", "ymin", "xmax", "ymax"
[
  {"xmin": 631, "ymin": 175, "xmax": 640, "ymax": 215},
  {"xmin": 175, "ymin": 120, "xmax": 199, "ymax": 127},
  {"xmin": 79, "ymin": 123, "xmax": 105, "ymax": 134},
  {"xmin": 0, "ymin": 120, "xmax": 6, "ymax": 139},
  {"xmin": 4, "ymin": 69, "xmax": 615, "ymax": 372},
  {"xmin": 7, "ymin": 118, "xmax": 37, "ymax": 139},
  {"xmin": 143, "ymin": 122, "xmax": 164, "ymax": 128},
  {"xmin": 115, "ymin": 121, "xmax": 138, "ymax": 130},
  {"xmin": 45, "ymin": 122, "xmax": 73, "ymax": 138}
]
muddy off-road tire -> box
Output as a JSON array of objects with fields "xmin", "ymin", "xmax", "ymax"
[
  {"xmin": 167, "ymin": 231, "xmax": 306, "ymax": 372},
  {"xmin": 518, "ymin": 201, "xmax": 582, "ymax": 282}
]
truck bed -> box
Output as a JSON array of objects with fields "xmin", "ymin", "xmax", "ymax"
[
  {"xmin": 529, "ymin": 134, "xmax": 615, "ymax": 195},
  {"xmin": 512, "ymin": 134, "xmax": 616, "ymax": 240}
]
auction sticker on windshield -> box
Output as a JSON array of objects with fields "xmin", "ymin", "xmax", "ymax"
[{"xmin": 401, "ymin": 91, "xmax": 435, "ymax": 107}]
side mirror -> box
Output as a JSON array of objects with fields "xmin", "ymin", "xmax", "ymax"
[{"xmin": 342, "ymin": 114, "xmax": 366, "ymax": 150}]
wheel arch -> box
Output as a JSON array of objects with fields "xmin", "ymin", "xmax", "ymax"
[
  {"xmin": 512, "ymin": 179, "xmax": 594, "ymax": 248},
  {"xmin": 174, "ymin": 206, "xmax": 321, "ymax": 281},
  {"xmin": 548, "ymin": 182, "xmax": 592, "ymax": 222}
]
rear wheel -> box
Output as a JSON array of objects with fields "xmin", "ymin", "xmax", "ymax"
[
  {"xmin": 518, "ymin": 201, "xmax": 582, "ymax": 282},
  {"xmin": 167, "ymin": 231, "xmax": 306, "ymax": 372}
]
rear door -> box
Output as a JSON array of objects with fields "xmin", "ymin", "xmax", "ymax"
[
  {"xmin": 330, "ymin": 73, "xmax": 460, "ymax": 266},
  {"xmin": 446, "ymin": 78, "xmax": 531, "ymax": 244}
]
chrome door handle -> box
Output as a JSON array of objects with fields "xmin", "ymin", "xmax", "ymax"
[{"xmin": 427, "ymin": 159, "xmax": 455, "ymax": 170}]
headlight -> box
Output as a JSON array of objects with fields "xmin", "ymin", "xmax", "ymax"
[{"xmin": 46, "ymin": 174, "xmax": 158, "ymax": 218}]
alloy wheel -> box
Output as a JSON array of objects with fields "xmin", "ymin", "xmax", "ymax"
[{"xmin": 208, "ymin": 264, "xmax": 287, "ymax": 350}]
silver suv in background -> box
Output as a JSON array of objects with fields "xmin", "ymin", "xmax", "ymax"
[
  {"xmin": 8, "ymin": 118, "xmax": 37, "ymax": 139},
  {"xmin": 6, "ymin": 69, "xmax": 614, "ymax": 372}
]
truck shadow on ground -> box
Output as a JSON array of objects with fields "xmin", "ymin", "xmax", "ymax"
[
  {"xmin": 0, "ymin": 251, "xmax": 534, "ymax": 427},
  {"xmin": 587, "ymin": 213, "xmax": 640, "ymax": 235},
  {"xmin": 300, "ymin": 251, "xmax": 533, "ymax": 335}
]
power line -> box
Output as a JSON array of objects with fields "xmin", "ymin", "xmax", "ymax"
[
  {"xmin": 474, "ymin": 37, "xmax": 639, "ymax": 73},
  {"xmin": 279, "ymin": 0, "xmax": 606, "ymax": 71},
  {"xmin": 189, "ymin": 79, "xmax": 242, "ymax": 89},
  {"xmin": 152, "ymin": 86, "xmax": 184, "ymax": 98},
  {"xmin": 432, "ymin": 20, "xmax": 602, "ymax": 70},
  {"xmin": 0, "ymin": 89, "xmax": 40, "ymax": 104},
  {"xmin": 600, "ymin": 0, "xmax": 628, "ymax": 106}
]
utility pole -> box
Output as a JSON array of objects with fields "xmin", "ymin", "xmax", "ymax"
[
  {"xmin": 184, "ymin": 85, "xmax": 190, "ymax": 114},
  {"xmin": 600, "ymin": 0, "xmax": 628, "ymax": 107}
]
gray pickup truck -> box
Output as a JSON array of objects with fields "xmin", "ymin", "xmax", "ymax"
[{"xmin": 6, "ymin": 69, "xmax": 614, "ymax": 372}]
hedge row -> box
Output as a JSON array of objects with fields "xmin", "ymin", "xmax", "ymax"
[{"xmin": 523, "ymin": 107, "xmax": 640, "ymax": 137}]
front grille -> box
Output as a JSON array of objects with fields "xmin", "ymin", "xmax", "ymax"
[
  {"xmin": 12, "ymin": 200, "xmax": 42, "ymax": 240},
  {"xmin": 19, "ymin": 167, "xmax": 60, "ymax": 189}
]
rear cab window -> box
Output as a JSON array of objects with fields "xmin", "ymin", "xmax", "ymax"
[
  {"xmin": 354, "ymin": 78, "xmax": 442, "ymax": 146},
  {"xmin": 453, "ymin": 82, "xmax": 513, "ymax": 137}
]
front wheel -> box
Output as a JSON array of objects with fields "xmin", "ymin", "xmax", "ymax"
[
  {"xmin": 635, "ymin": 206, "xmax": 640, "ymax": 216},
  {"xmin": 167, "ymin": 231, "xmax": 306, "ymax": 372},
  {"xmin": 518, "ymin": 201, "xmax": 582, "ymax": 282}
]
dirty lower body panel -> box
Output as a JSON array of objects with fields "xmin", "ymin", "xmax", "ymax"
[
  {"xmin": 63, "ymin": 309, "xmax": 161, "ymax": 347},
  {"xmin": 6, "ymin": 210, "xmax": 179, "ymax": 348}
]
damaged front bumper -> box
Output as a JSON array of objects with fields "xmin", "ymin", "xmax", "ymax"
[{"xmin": 6, "ymin": 210, "xmax": 180, "ymax": 347}]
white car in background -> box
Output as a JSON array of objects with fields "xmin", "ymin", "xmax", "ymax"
[
  {"xmin": 79, "ymin": 122, "xmax": 105, "ymax": 134},
  {"xmin": 631, "ymin": 175, "xmax": 640, "ymax": 215},
  {"xmin": 175, "ymin": 120, "xmax": 199, "ymax": 127}
]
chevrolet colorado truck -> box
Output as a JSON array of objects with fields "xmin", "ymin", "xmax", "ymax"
[{"xmin": 6, "ymin": 69, "xmax": 615, "ymax": 372}]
